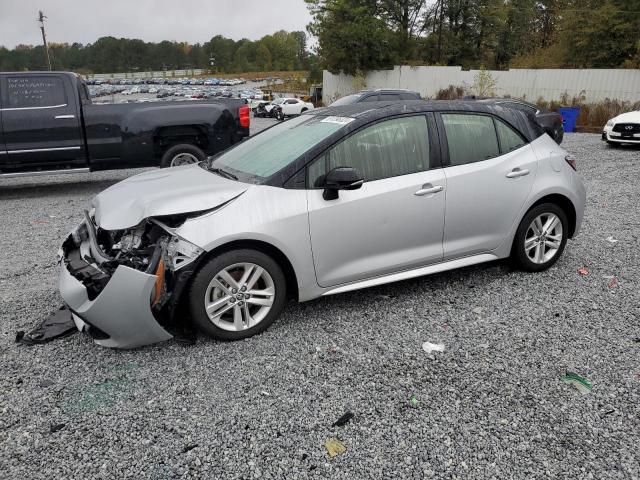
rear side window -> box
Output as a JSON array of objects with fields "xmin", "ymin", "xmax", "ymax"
[
  {"xmin": 309, "ymin": 115, "xmax": 430, "ymax": 185},
  {"xmin": 378, "ymin": 93, "xmax": 401, "ymax": 101},
  {"xmin": 5, "ymin": 76, "xmax": 67, "ymax": 109},
  {"xmin": 442, "ymin": 114, "xmax": 499, "ymax": 166},
  {"xmin": 495, "ymin": 120, "xmax": 526, "ymax": 153},
  {"xmin": 362, "ymin": 94, "xmax": 380, "ymax": 102}
]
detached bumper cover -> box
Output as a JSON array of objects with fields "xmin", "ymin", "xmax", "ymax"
[{"xmin": 59, "ymin": 262, "xmax": 173, "ymax": 349}]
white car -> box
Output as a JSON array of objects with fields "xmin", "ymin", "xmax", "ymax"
[
  {"xmin": 278, "ymin": 98, "xmax": 315, "ymax": 119},
  {"xmin": 602, "ymin": 110, "xmax": 640, "ymax": 145}
]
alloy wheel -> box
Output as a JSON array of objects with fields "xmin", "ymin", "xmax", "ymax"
[
  {"xmin": 524, "ymin": 213, "xmax": 563, "ymax": 264},
  {"xmin": 203, "ymin": 262, "xmax": 275, "ymax": 332}
]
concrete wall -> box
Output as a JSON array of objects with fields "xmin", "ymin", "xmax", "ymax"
[{"xmin": 323, "ymin": 66, "xmax": 640, "ymax": 103}]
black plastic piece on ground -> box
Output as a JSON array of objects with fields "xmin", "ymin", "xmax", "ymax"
[
  {"xmin": 15, "ymin": 307, "xmax": 77, "ymax": 345},
  {"xmin": 332, "ymin": 411, "xmax": 354, "ymax": 427}
]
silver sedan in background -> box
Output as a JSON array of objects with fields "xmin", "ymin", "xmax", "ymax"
[{"xmin": 58, "ymin": 101, "xmax": 586, "ymax": 348}]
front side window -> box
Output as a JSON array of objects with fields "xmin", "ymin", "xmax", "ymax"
[
  {"xmin": 211, "ymin": 115, "xmax": 347, "ymax": 181},
  {"xmin": 5, "ymin": 76, "xmax": 67, "ymax": 109},
  {"xmin": 308, "ymin": 115, "xmax": 430, "ymax": 186},
  {"xmin": 442, "ymin": 114, "xmax": 499, "ymax": 166}
]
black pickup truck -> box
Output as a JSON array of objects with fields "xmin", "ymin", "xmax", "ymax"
[{"xmin": 0, "ymin": 72, "xmax": 250, "ymax": 177}]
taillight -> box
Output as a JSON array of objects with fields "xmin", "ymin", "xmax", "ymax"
[
  {"xmin": 239, "ymin": 106, "xmax": 250, "ymax": 128},
  {"xmin": 565, "ymin": 155, "xmax": 577, "ymax": 171}
]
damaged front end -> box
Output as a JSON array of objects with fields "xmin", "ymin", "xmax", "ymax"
[{"xmin": 58, "ymin": 210, "xmax": 204, "ymax": 348}]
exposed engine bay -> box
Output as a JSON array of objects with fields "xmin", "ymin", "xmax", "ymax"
[{"xmin": 61, "ymin": 211, "xmax": 204, "ymax": 314}]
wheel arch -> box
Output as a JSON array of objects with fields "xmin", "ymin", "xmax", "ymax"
[
  {"xmin": 154, "ymin": 124, "xmax": 209, "ymax": 157},
  {"xmin": 200, "ymin": 239, "xmax": 299, "ymax": 301},
  {"xmin": 527, "ymin": 193, "xmax": 577, "ymax": 238}
]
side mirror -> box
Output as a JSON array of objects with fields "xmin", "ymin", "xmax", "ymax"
[{"xmin": 322, "ymin": 167, "xmax": 364, "ymax": 200}]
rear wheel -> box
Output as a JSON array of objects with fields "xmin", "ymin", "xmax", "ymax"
[
  {"xmin": 512, "ymin": 203, "xmax": 568, "ymax": 272},
  {"xmin": 188, "ymin": 249, "xmax": 287, "ymax": 341},
  {"xmin": 160, "ymin": 143, "xmax": 206, "ymax": 168}
]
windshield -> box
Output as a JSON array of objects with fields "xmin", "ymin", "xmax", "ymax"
[
  {"xmin": 330, "ymin": 94, "xmax": 363, "ymax": 106},
  {"xmin": 272, "ymin": 98, "xmax": 285, "ymax": 105},
  {"xmin": 210, "ymin": 115, "xmax": 351, "ymax": 182}
]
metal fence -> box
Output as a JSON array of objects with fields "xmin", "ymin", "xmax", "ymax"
[{"xmin": 323, "ymin": 66, "xmax": 640, "ymax": 104}]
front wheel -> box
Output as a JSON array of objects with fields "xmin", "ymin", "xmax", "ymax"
[
  {"xmin": 188, "ymin": 249, "xmax": 287, "ymax": 341},
  {"xmin": 512, "ymin": 203, "xmax": 568, "ymax": 272}
]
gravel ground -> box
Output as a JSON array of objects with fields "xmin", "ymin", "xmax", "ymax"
[{"xmin": 1, "ymin": 131, "xmax": 639, "ymax": 479}]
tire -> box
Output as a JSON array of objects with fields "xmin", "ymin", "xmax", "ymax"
[
  {"xmin": 511, "ymin": 203, "xmax": 569, "ymax": 272},
  {"xmin": 188, "ymin": 249, "xmax": 287, "ymax": 341},
  {"xmin": 160, "ymin": 143, "xmax": 206, "ymax": 168}
]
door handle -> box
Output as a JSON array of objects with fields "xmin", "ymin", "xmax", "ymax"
[
  {"xmin": 54, "ymin": 114, "xmax": 75, "ymax": 119},
  {"xmin": 414, "ymin": 185, "xmax": 443, "ymax": 196},
  {"xmin": 506, "ymin": 168, "xmax": 530, "ymax": 178}
]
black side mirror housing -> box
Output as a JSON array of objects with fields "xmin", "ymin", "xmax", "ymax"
[{"xmin": 322, "ymin": 167, "xmax": 364, "ymax": 200}]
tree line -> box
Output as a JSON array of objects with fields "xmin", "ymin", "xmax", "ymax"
[
  {"xmin": 0, "ymin": 30, "xmax": 314, "ymax": 74},
  {"xmin": 305, "ymin": 0, "xmax": 640, "ymax": 75}
]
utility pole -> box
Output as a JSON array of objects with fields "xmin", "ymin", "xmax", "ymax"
[{"xmin": 38, "ymin": 10, "xmax": 52, "ymax": 71}]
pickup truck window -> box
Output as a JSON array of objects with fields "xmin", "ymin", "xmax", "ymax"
[{"xmin": 5, "ymin": 76, "xmax": 67, "ymax": 109}]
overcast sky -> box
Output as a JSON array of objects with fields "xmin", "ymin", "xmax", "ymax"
[{"xmin": 0, "ymin": 0, "xmax": 313, "ymax": 48}]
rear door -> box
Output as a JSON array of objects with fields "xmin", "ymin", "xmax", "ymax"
[
  {"xmin": 437, "ymin": 112, "xmax": 538, "ymax": 259},
  {"xmin": 0, "ymin": 73, "xmax": 85, "ymax": 170}
]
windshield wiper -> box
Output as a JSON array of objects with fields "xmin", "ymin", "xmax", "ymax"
[{"xmin": 209, "ymin": 167, "xmax": 238, "ymax": 181}]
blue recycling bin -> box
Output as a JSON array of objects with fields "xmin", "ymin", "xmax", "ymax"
[{"xmin": 558, "ymin": 107, "xmax": 581, "ymax": 133}]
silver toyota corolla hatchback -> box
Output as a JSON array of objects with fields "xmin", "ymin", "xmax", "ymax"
[{"xmin": 59, "ymin": 101, "xmax": 586, "ymax": 348}]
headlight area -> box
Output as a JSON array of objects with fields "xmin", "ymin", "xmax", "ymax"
[{"xmin": 62, "ymin": 213, "xmax": 204, "ymax": 317}]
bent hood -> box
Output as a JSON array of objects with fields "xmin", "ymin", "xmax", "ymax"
[{"xmin": 93, "ymin": 164, "xmax": 248, "ymax": 230}]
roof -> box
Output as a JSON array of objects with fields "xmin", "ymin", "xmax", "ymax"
[{"xmin": 308, "ymin": 100, "xmax": 544, "ymax": 142}]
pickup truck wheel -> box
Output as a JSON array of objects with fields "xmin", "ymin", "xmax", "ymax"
[{"xmin": 161, "ymin": 144, "xmax": 206, "ymax": 168}]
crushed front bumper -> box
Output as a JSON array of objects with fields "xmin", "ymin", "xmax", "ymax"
[
  {"xmin": 59, "ymin": 260, "xmax": 173, "ymax": 349},
  {"xmin": 58, "ymin": 223, "xmax": 174, "ymax": 349}
]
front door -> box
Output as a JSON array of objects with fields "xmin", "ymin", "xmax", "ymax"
[
  {"xmin": 307, "ymin": 115, "xmax": 445, "ymax": 288},
  {"xmin": 0, "ymin": 74, "xmax": 84, "ymax": 170}
]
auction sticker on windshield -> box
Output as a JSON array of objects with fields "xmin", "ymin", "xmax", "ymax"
[{"xmin": 321, "ymin": 116, "xmax": 355, "ymax": 125}]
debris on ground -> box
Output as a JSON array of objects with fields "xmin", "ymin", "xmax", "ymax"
[
  {"xmin": 422, "ymin": 342, "xmax": 445, "ymax": 355},
  {"xmin": 409, "ymin": 395, "xmax": 420, "ymax": 408},
  {"xmin": 181, "ymin": 444, "xmax": 198, "ymax": 453},
  {"xmin": 607, "ymin": 277, "xmax": 618, "ymax": 289},
  {"xmin": 605, "ymin": 236, "xmax": 618, "ymax": 244},
  {"xmin": 40, "ymin": 379, "xmax": 55, "ymax": 388},
  {"xmin": 332, "ymin": 411, "xmax": 354, "ymax": 427},
  {"xmin": 15, "ymin": 307, "xmax": 76, "ymax": 345},
  {"xmin": 49, "ymin": 423, "xmax": 65, "ymax": 433},
  {"xmin": 561, "ymin": 372, "xmax": 592, "ymax": 395},
  {"xmin": 472, "ymin": 307, "xmax": 483, "ymax": 314},
  {"xmin": 260, "ymin": 390, "xmax": 270, "ymax": 397},
  {"xmin": 324, "ymin": 438, "xmax": 347, "ymax": 458},
  {"xmin": 578, "ymin": 267, "xmax": 589, "ymax": 276}
]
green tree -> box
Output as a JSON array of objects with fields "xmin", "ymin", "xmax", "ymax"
[{"xmin": 306, "ymin": 0, "xmax": 399, "ymax": 74}]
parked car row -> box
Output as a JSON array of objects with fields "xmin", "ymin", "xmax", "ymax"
[
  {"xmin": 86, "ymin": 77, "xmax": 254, "ymax": 86},
  {"xmin": 89, "ymin": 84, "xmax": 266, "ymax": 101}
]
